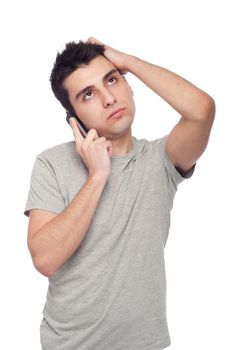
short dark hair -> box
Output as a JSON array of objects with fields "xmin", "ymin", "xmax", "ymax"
[{"xmin": 50, "ymin": 41, "xmax": 105, "ymax": 115}]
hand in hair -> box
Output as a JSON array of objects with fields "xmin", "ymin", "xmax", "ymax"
[{"xmin": 87, "ymin": 37, "xmax": 129, "ymax": 75}]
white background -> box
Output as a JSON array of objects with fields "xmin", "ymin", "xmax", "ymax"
[{"xmin": 1, "ymin": 0, "xmax": 231, "ymax": 349}]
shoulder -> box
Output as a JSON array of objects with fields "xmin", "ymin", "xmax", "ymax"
[
  {"xmin": 34, "ymin": 140, "xmax": 86, "ymax": 179},
  {"xmin": 37, "ymin": 140, "xmax": 76, "ymax": 162}
]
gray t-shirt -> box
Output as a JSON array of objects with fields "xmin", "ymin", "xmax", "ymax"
[{"xmin": 24, "ymin": 135, "xmax": 196, "ymax": 350}]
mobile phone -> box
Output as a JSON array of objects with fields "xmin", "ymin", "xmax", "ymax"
[{"xmin": 66, "ymin": 112, "xmax": 89, "ymax": 138}]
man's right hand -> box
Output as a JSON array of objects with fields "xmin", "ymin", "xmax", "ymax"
[
  {"xmin": 69, "ymin": 118, "xmax": 112, "ymax": 179},
  {"xmin": 28, "ymin": 120, "xmax": 112, "ymax": 276}
]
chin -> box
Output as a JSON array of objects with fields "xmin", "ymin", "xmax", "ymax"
[{"xmin": 110, "ymin": 121, "xmax": 133, "ymax": 139}]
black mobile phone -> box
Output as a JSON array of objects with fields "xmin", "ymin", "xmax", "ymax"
[{"xmin": 66, "ymin": 112, "xmax": 89, "ymax": 138}]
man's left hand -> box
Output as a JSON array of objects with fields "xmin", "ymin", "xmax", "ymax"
[{"xmin": 87, "ymin": 37, "xmax": 130, "ymax": 75}]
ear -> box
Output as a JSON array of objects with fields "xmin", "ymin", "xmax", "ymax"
[{"xmin": 123, "ymin": 76, "xmax": 134, "ymax": 96}]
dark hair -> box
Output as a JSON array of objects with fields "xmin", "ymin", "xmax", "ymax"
[{"xmin": 50, "ymin": 41, "xmax": 105, "ymax": 115}]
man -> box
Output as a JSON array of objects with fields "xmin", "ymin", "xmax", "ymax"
[{"xmin": 24, "ymin": 37, "xmax": 215, "ymax": 350}]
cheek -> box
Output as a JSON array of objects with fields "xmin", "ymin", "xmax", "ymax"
[
  {"xmin": 128, "ymin": 95, "xmax": 136, "ymax": 116},
  {"xmin": 76, "ymin": 103, "xmax": 101, "ymax": 125},
  {"xmin": 123, "ymin": 89, "xmax": 135, "ymax": 107},
  {"xmin": 75, "ymin": 102, "xmax": 92, "ymax": 117},
  {"xmin": 121, "ymin": 85, "xmax": 133, "ymax": 99}
]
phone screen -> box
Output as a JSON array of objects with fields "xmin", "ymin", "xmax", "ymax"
[{"xmin": 66, "ymin": 112, "xmax": 89, "ymax": 138}]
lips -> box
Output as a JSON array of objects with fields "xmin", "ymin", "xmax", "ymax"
[{"xmin": 108, "ymin": 108, "xmax": 125, "ymax": 119}]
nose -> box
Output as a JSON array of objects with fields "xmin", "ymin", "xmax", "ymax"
[{"xmin": 101, "ymin": 88, "xmax": 116, "ymax": 107}]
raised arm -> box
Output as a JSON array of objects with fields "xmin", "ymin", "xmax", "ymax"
[{"xmin": 88, "ymin": 37, "xmax": 215, "ymax": 174}]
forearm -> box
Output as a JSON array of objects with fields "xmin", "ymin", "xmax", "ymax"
[
  {"xmin": 125, "ymin": 55, "xmax": 215, "ymax": 121},
  {"xmin": 31, "ymin": 174, "xmax": 108, "ymax": 277}
]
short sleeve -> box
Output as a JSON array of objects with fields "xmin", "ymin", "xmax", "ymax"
[
  {"xmin": 157, "ymin": 135, "xmax": 196, "ymax": 190},
  {"xmin": 24, "ymin": 154, "xmax": 66, "ymax": 217}
]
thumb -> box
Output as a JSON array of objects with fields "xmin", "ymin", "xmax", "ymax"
[{"xmin": 87, "ymin": 37, "xmax": 103, "ymax": 45}]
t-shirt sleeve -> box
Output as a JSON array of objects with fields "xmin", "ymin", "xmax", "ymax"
[
  {"xmin": 157, "ymin": 134, "xmax": 196, "ymax": 190},
  {"xmin": 24, "ymin": 154, "xmax": 66, "ymax": 217}
]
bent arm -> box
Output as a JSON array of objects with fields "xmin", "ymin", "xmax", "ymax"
[
  {"xmin": 124, "ymin": 55, "xmax": 215, "ymax": 172},
  {"xmin": 125, "ymin": 55, "xmax": 215, "ymax": 122}
]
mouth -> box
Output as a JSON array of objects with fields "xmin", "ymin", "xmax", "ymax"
[{"xmin": 107, "ymin": 108, "xmax": 126, "ymax": 120}]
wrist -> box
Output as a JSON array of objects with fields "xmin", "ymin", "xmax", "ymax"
[
  {"xmin": 88, "ymin": 171, "xmax": 109, "ymax": 185},
  {"xmin": 123, "ymin": 54, "xmax": 138, "ymax": 73}
]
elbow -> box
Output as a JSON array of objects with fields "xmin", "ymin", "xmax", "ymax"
[
  {"xmin": 32, "ymin": 255, "xmax": 58, "ymax": 278},
  {"xmin": 28, "ymin": 240, "xmax": 59, "ymax": 278},
  {"xmin": 200, "ymin": 95, "xmax": 216, "ymax": 121}
]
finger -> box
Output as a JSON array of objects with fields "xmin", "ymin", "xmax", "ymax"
[
  {"xmin": 87, "ymin": 36, "xmax": 103, "ymax": 45},
  {"xmin": 93, "ymin": 136, "xmax": 106, "ymax": 144},
  {"xmin": 92, "ymin": 138, "xmax": 113, "ymax": 157},
  {"xmin": 82, "ymin": 129, "xmax": 99, "ymax": 148},
  {"xmin": 118, "ymin": 68, "xmax": 128, "ymax": 76},
  {"xmin": 106, "ymin": 140, "xmax": 113, "ymax": 157},
  {"xmin": 69, "ymin": 117, "xmax": 84, "ymax": 143}
]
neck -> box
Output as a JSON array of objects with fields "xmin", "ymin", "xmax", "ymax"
[{"xmin": 109, "ymin": 129, "xmax": 133, "ymax": 157}]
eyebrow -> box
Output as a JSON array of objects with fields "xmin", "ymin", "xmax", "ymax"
[{"xmin": 75, "ymin": 68, "xmax": 118, "ymax": 101}]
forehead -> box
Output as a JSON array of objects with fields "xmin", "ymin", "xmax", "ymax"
[{"xmin": 63, "ymin": 55, "xmax": 117, "ymax": 91}]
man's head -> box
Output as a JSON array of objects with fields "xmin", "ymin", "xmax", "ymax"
[{"xmin": 50, "ymin": 40, "xmax": 135, "ymax": 139}]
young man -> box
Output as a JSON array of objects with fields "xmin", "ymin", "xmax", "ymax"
[{"xmin": 24, "ymin": 37, "xmax": 215, "ymax": 350}]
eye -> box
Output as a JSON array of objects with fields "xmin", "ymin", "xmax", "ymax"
[
  {"xmin": 108, "ymin": 76, "xmax": 117, "ymax": 85},
  {"xmin": 83, "ymin": 90, "xmax": 93, "ymax": 101}
]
